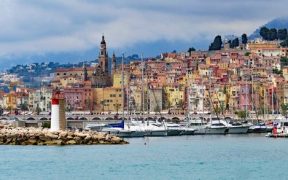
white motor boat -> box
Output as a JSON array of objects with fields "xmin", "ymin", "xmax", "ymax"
[
  {"xmin": 101, "ymin": 120, "xmax": 146, "ymax": 138},
  {"xmin": 187, "ymin": 118, "xmax": 207, "ymax": 135},
  {"xmin": 248, "ymin": 121, "xmax": 268, "ymax": 133},
  {"xmin": 205, "ymin": 119, "xmax": 228, "ymax": 135},
  {"xmin": 226, "ymin": 121, "xmax": 250, "ymax": 134},
  {"xmin": 101, "ymin": 127, "xmax": 134, "ymax": 137},
  {"xmin": 180, "ymin": 126, "xmax": 196, "ymax": 135},
  {"xmin": 165, "ymin": 122, "xmax": 184, "ymax": 136},
  {"xmin": 143, "ymin": 121, "xmax": 167, "ymax": 137}
]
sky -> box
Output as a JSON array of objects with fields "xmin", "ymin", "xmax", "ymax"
[{"xmin": 0, "ymin": 0, "xmax": 288, "ymax": 68}]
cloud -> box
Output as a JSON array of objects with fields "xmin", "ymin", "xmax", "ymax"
[{"xmin": 0, "ymin": 0, "xmax": 287, "ymax": 59}]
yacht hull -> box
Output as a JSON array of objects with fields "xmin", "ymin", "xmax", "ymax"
[
  {"xmin": 205, "ymin": 127, "xmax": 228, "ymax": 135},
  {"xmin": 145, "ymin": 130, "xmax": 167, "ymax": 137},
  {"xmin": 167, "ymin": 129, "xmax": 182, "ymax": 136},
  {"xmin": 180, "ymin": 129, "xmax": 195, "ymax": 135},
  {"xmin": 248, "ymin": 126, "xmax": 267, "ymax": 133},
  {"xmin": 192, "ymin": 127, "xmax": 207, "ymax": 135},
  {"xmin": 228, "ymin": 126, "xmax": 249, "ymax": 134}
]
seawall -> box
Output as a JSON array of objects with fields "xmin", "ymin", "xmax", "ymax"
[{"xmin": 0, "ymin": 125, "xmax": 128, "ymax": 145}]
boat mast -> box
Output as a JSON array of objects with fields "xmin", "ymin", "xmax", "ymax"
[
  {"xmin": 209, "ymin": 75, "xmax": 213, "ymax": 121},
  {"xmin": 146, "ymin": 65, "xmax": 149, "ymax": 115},
  {"xmin": 127, "ymin": 81, "xmax": 130, "ymax": 116},
  {"xmin": 187, "ymin": 68, "xmax": 191, "ymax": 120},
  {"xmin": 245, "ymin": 76, "xmax": 248, "ymax": 120},
  {"xmin": 272, "ymin": 83, "xmax": 274, "ymax": 116},
  {"xmin": 121, "ymin": 54, "xmax": 125, "ymax": 120},
  {"xmin": 263, "ymin": 87, "xmax": 266, "ymax": 121},
  {"xmin": 141, "ymin": 54, "xmax": 144, "ymax": 115},
  {"xmin": 201, "ymin": 77, "xmax": 204, "ymax": 115},
  {"xmin": 251, "ymin": 74, "xmax": 254, "ymax": 112}
]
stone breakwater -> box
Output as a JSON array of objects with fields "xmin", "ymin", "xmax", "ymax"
[{"xmin": 0, "ymin": 126, "xmax": 128, "ymax": 145}]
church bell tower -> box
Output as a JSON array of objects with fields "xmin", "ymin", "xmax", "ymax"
[{"xmin": 99, "ymin": 35, "xmax": 109, "ymax": 74}]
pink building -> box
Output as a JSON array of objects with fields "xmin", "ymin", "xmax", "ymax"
[
  {"xmin": 64, "ymin": 88, "xmax": 93, "ymax": 111},
  {"xmin": 239, "ymin": 83, "xmax": 252, "ymax": 111}
]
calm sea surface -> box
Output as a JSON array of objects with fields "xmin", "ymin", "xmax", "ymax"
[{"xmin": 0, "ymin": 134, "xmax": 287, "ymax": 180}]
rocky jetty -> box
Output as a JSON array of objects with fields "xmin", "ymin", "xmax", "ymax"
[{"xmin": 0, "ymin": 126, "xmax": 128, "ymax": 145}]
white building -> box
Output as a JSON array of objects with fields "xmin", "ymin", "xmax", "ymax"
[
  {"xmin": 29, "ymin": 87, "xmax": 52, "ymax": 112},
  {"xmin": 187, "ymin": 83, "xmax": 205, "ymax": 113}
]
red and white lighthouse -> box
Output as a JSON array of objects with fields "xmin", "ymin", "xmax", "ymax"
[{"xmin": 50, "ymin": 91, "xmax": 66, "ymax": 131}]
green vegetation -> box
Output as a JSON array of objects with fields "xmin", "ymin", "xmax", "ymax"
[
  {"xmin": 244, "ymin": 52, "xmax": 251, "ymax": 56},
  {"xmin": 280, "ymin": 37, "xmax": 288, "ymax": 47},
  {"xmin": 280, "ymin": 57, "xmax": 288, "ymax": 67},
  {"xmin": 241, "ymin": 33, "xmax": 248, "ymax": 44},
  {"xmin": 272, "ymin": 68, "xmax": 282, "ymax": 75},
  {"xmin": 229, "ymin": 38, "xmax": 239, "ymax": 48},
  {"xmin": 236, "ymin": 110, "xmax": 249, "ymax": 119},
  {"xmin": 42, "ymin": 122, "xmax": 51, "ymax": 128},
  {"xmin": 278, "ymin": 29, "xmax": 288, "ymax": 40},
  {"xmin": 36, "ymin": 104, "xmax": 41, "ymax": 115},
  {"xmin": 187, "ymin": 47, "xmax": 196, "ymax": 56},
  {"xmin": 20, "ymin": 102, "xmax": 29, "ymax": 111},
  {"xmin": 209, "ymin": 35, "xmax": 222, "ymax": 50},
  {"xmin": 281, "ymin": 103, "xmax": 288, "ymax": 117},
  {"xmin": 260, "ymin": 26, "xmax": 288, "ymax": 41}
]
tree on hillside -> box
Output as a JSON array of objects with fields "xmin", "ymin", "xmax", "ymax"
[
  {"xmin": 260, "ymin": 27, "xmax": 269, "ymax": 40},
  {"xmin": 278, "ymin": 29, "xmax": 288, "ymax": 40},
  {"xmin": 241, "ymin": 33, "xmax": 248, "ymax": 44},
  {"xmin": 230, "ymin": 38, "xmax": 239, "ymax": 48},
  {"xmin": 269, "ymin": 28, "xmax": 278, "ymax": 40},
  {"xmin": 280, "ymin": 38, "xmax": 288, "ymax": 47},
  {"xmin": 187, "ymin": 47, "xmax": 196, "ymax": 56},
  {"xmin": 209, "ymin": 35, "xmax": 222, "ymax": 51}
]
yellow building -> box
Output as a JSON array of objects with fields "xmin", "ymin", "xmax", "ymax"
[
  {"xmin": 59, "ymin": 76, "xmax": 82, "ymax": 88},
  {"xmin": 3, "ymin": 92, "xmax": 17, "ymax": 110},
  {"xmin": 164, "ymin": 86, "xmax": 184, "ymax": 108},
  {"xmin": 113, "ymin": 71, "xmax": 129, "ymax": 88},
  {"xmin": 247, "ymin": 41, "xmax": 279, "ymax": 52},
  {"xmin": 229, "ymin": 85, "xmax": 240, "ymax": 110},
  {"xmin": 211, "ymin": 87, "xmax": 226, "ymax": 111},
  {"xmin": 94, "ymin": 87, "xmax": 123, "ymax": 113}
]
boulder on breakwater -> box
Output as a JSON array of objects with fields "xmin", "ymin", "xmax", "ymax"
[{"xmin": 0, "ymin": 126, "xmax": 128, "ymax": 145}]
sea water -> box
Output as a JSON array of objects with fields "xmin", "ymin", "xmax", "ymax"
[{"xmin": 0, "ymin": 134, "xmax": 287, "ymax": 180}]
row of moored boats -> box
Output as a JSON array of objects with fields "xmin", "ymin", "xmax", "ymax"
[{"xmin": 86, "ymin": 117, "xmax": 275, "ymax": 138}]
